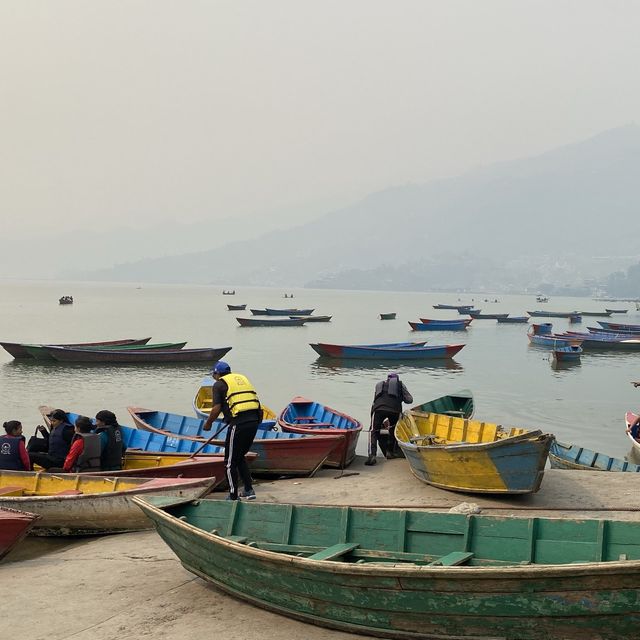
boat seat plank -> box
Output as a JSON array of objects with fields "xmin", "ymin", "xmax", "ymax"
[
  {"xmin": 293, "ymin": 416, "xmax": 318, "ymax": 422},
  {"xmin": 0, "ymin": 486, "xmax": 25, "ymax": 496},
  {"xmin": 295, "ymin": 422, "xmax": 335, "ymax": 428},
  {"xmin": 427, "ymin": 551, "xmax": 474, "ymax": 566},
  {"xmin": 225, "ymin": 535, "xmax": 248, "ymax": 544},
  {"xmin": 55, "ymin": 489, "xmax": 84, "ymax": 496},
  {"xmin": 307, "ymin": 542, "xmax": 360, "ymax": 561}
]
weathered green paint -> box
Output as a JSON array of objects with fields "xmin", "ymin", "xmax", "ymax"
[{"xmin": 134, "ymin": 497, "xmax": 640, "ymax": 639}]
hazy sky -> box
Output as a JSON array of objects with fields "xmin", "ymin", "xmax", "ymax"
[{"xmin": 1, "ymin": 0, "xmax": 639, "ymax": 235}]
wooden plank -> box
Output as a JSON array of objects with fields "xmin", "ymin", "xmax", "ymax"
[
  {"xmin": 281, "ymin": 504, "xmax": 293, "ymax": 544},
  {"xmin": 338, "ymin": 506, "xmax": 350, "ymax": 544},
  {"xmin": 307, "ymin": 542, "xmax": 360, "ymax": 561},
  {"xmin": 427, "ymin": 551, "xmax": 474, "ymax": 566},
  {"xmin": 225, "ymin": 535, "xmax": 248, "ymax": 543},
  {"xmin": 225, "ymin": 500, "xmax": 239, "ymax": 536}
]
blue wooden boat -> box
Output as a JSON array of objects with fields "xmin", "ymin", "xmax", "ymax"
[
  {"xmin": 410, "ymin": 319, "xmax": 471, "ymax": 331},
  {"xmin": 264, "ymin": 308, "xmax": 314, "ymax": 316},
  {"xmin": 237, "ymin": 317, "xmax": 306, "ymax": 327},
  {"xmin": 249, "ymin": 308, "xmax": 269, "ymax": 315},
  {"xmin": 527, "ymin": 332, "xmax": 582, "ymax": 348},
  {"xmin": 277, "ymin": 396, "xmax": 362, "ymax": 468},
  {"xmin": 559, "ymin": 331, "xmax": 640, "ymax": 350},
  {"xmin": 127, "ymin": 408, "xmax": 343, "ymax": 477},
  {"xmin": 310, "ymin": 341, "xmax": 426, "ymax": 357},
  {"xmin": 598, "ymin": 321, "xmax": 640, "ymax": 331},
  {"xmin": 529, "ymin": 322, "xmax": 553, "ymax": 335},
  {"xmin": 551, "ymin": 344, "xmax": 582, "ymax": 361},
  {"xmin": 496, "ymin": 316, "xmax": 529, "ymax": 323},
  {"xmin": 310, "ymin": 342, "xmax": 464, "ymax": 359},
  {"xmin": 550, "ymin": 440, "xmax": 640, "ymax": 472}
]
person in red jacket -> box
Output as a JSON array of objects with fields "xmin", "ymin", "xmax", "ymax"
[
  {"xmin": 62, "ymin": 416, "xmax": 102, "ymax": 473},
  {"xmin": 0, "ymin": 421, "xmax": 31, "ymax": 471}
]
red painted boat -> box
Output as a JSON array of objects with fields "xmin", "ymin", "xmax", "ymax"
[
  {"xmin": 127, "ymin": 407, "xmax": 344, "ymax": 477},
  {"xmin": 0, "ymin": 507, "xmax": 40, "ymax": 560},
  {"xmin": 277, "ymin": 396, "xmax": 362, "ymax": 469}
]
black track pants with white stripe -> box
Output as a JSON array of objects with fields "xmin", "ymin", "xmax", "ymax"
[{"xmin": 224, "ymin": 419, "xmax": 259, "ymax": 499}]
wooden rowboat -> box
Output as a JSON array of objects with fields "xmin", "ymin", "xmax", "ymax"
[
  {"xmin": 237, "ymin": 317, "xmax": 306, "ymax": 327},
  {"xmin": 551, "ymin": 344, "xmax": 582, "ymax": 361},
  {"xmin": 39, "ymin": 407, "xmax": 252, "ymax": 482},
  {"xmin": 136, "ymin": 496, "xmax": 640, "ymax": 640},
  {"xmin": 0, "ymin": 337, "xmax": 151, "ymax": 359},
  {"xmin": 549, "ymin": 440, "xmax": 640, "ymax": 472},
  {"xmin": 0, "ymin": 471, "xmax": 215, "ymax": 536},
  {"xmin": 395, "ymin": 412, "xmax": 552, "ymax": 494},
  {"xmin": 127, "ymin": 407, "xmax": 343, "ymax": 477},
  {"xmin": 410, "ymin": 319, "xmax": 471, "ymax": 331},
  {"xmin": 411, "ymin": 390, "xmax": 474, "ymax": 419},
  {"xmin": 277, "ymin": 396, "xmax": 362, "ymax": 468},
  {"xmin": 379, "ymin": 312, "xmax": 396, "ymax": 320},
  {"xmin": 626, "ymin": 412, "xmax": 640, "ymax": 455},
  {"xmin": 43, "ymin": 345, "xmax": 231, "ymax": 363},
  {"xmin": 192, "ymin": 375, "xmax": 277, "ymax": 421},
  {"xmin": 289, "ymin": 315, "xmax": 332, "ymax": 322},
  {"xmin": 0, "ymin": 507, "xmax": 40, "ymax": 559},
  {"xmin": 496, "ymin": 316, "xmax": 529, "ymax": 323},
  {"xmin": 264, "ymin": 308, "xmax": 314, "ymax": 316},
  {"xmin": 309, "ymin": 342, "xmax": 463, "ymax": 360},
  {"xmin": 226, "ymin": 304, "xmax": 246, "ymax": 310},
  {"xmin": 467, "ymin": 311, "xmax": 509, "ymax": 319},
  {"xmin": 605, "ymin": 308, "xmax": 629, "ymax": 314}
]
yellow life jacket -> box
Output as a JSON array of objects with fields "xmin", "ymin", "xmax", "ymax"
[{"xmin": 221, "ymin": 373, "xmax": 260, "ymax": 417}]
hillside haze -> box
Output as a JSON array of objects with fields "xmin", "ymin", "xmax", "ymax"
[{"xmin": 77, "ymin": 125, "xmax": 640, "ymax": 291}]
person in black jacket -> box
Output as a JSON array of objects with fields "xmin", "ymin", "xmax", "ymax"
[
  {"xmin": 94, "ymin": 410, "xmax": 126, "ymax": 471},
  {"xmin": 28, "ymin": 409, "xmax": 74, "ymax": 470},
  {"xmin": 366, "ymin": 373, "xmax": 413, "ymax": 465}
]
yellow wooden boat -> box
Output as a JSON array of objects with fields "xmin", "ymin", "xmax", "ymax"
[
  {"xmin": 0, "ymin": 470, "xmax": 215, "ymax": 535},
  {"xmin": 395, "ymin": 412, "xmax": 553, "ymax": 494},
  {"xmin": 193, "ymin": 375, "xmax": 276, "ymax": 420}
]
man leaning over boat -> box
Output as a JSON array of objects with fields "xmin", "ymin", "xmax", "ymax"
[
  {"xmin": 202, "ymin": 361, "xmax": 262, "ymax": 501},
  {"xmin": 366, "ymin": 373, "xmax": 413, "ymax": 465}
]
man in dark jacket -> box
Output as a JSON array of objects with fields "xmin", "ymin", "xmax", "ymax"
[
  {"xmin": 366, "ymin": 373, "xmax": 413, "ymax": 465},
  {"xmin": 28, "ymin": 409, "xmax": 74, "ymax": 470},
  {"xmin": 94, "ymin": 410, "xmax": 126, "ymax": 471}
]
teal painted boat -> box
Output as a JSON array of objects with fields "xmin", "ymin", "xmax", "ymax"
[
  {"xmin": 549, "ymin": 440, "xmax": 640, "ymax": 472},
  {"xmin": 135, "ymin": 497, "xmax": 640, "ymax": 640},
  {"xmin": 411, "ymin": 390, "xmax": 474, "ymax": 418}
]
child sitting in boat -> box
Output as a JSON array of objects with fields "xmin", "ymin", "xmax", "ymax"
[{"xmin": 0, "ymin": 420, "xmax": 31, "ymax": 471}]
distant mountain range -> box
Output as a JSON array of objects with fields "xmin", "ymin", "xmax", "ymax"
[{"xmin": 73, "ymin": 124, "xmax": 640, "ymax": 292}]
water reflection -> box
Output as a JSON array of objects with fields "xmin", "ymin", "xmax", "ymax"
[
  {"xmin": 549, "ymin": 358, "xmax": 581, "ymax": 373},
  {"xmin": 310, "ymin": 357, "xmax": 463, "ymax": 377}
]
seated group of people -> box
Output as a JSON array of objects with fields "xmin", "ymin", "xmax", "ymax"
[{"xmin": 0, "ymin": 409, "xmax": 126, "ymax": 474}]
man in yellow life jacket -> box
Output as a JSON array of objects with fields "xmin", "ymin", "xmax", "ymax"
[{"xmin": 203, "ymin": 361, "xmax": 262, "ymax": 501}]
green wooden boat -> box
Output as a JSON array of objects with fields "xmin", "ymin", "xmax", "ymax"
[
  {"xmin": 135, "ymin": 497, "xmax": 640, "ymax": 639},
  {"xmin": 25, "ymin": 341, "xmax": 187, "ymax": 360},
  {"xmin": 411, "ymin": 389, "xmax": 474, "ymax": 418}
]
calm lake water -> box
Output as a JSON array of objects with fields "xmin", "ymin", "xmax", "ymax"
[{"xmin": 1, "ymin": 280, "xmax": 639, "ymax": 461}]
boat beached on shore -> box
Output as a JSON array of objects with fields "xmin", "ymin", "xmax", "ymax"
[
  {"xmin": 395, "ymin": 411, "xmax": 552, "ymax": 494},
  {"xmin": 136, "ymin": 496, "xmax": 640, "ymax": 640}
]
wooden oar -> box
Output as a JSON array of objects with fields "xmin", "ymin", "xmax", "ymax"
[{"xmin": 188, "ymin": 421, "xmax": 228, "ymax": 459}]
